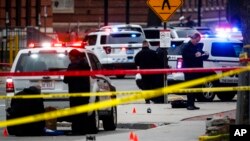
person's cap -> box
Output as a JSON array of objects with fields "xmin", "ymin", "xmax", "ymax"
[
  {"xmin": 69, "ymin": 49, "xmax": 81, "ymax": 57},
  {"xmin": 189, "ymin": 33, "xmax": 201, "ymax": 39}
]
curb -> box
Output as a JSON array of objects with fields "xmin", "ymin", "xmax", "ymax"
[{"xmin": 117, "ymin": 122, "xmax": 169, "ymax": 129}]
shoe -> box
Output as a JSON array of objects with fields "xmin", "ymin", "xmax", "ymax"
[
  {"xmin": 145, "ymin": 100, "xmax": 150, "ymax": 104},
  {"xmin": 187, "ymin": 106, "xmax": 200, "ymax": 110},
  {"xmin": 193, "ymin": 106, "xmax": 200, "ymax": 110}
]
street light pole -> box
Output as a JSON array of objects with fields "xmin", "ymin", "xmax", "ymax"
[
  {"xmin": 44, "ymin": 6, "xmax": 47, "ymax": 33},
  {"xmin": 197, "ymin": 0, "xmax": 202, "ymax": 26}
]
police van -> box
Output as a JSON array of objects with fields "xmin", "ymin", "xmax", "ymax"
[
  {"xmin": 84, "ymin": 29, "xmax": 145, "ymax": 78},
  {"xmin": 167, "ymin": 37, "xmax": 243, "ymax": 102}
]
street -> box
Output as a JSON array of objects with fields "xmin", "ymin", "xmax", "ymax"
[{"xmin": 0, "ymin": 76, "xmax": 237, "ymax": 141}]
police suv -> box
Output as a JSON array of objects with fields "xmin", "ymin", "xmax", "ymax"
[
  {"xmin": 0, "ymin": 42, "xmax": 117, "ymax": 134},
  {"xmin": 84, "ymin": 29, "xmax": 145, "ymax": 78},
  {"xmin": 167, "ymin": 37, "xmax": 243, "ymax": 102}
]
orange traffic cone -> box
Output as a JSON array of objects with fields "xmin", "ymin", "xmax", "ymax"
[
  {"xmin": 132, "ymin": 107, "xmax": 136, "ymax": 114},
  {"xmin": 134, "ymin": 134, "xmax": 139, "ymax": 141},
  {"xmin": 129, "ymin": 131, "xmax": 139, "ymax": 141},
  {"xmin": 129, "ymin": 131, "xmax": 135, "ymax": 141},
  {"xmin": 3, "ymin": 128, "xmax": 8, "ymax": 137}
]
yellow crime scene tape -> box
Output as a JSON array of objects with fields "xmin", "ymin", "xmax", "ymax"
[
  {"xmin": 0, "ymin": 66, "xmax": 249, "ymax": 128},
  {"xmin": 1, "ymin": 86, "xmax": 250, "ymax": 100}
]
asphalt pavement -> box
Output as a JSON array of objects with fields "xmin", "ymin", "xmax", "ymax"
[{"xmin": 0, "ymin": 98, "xmax": 237, "ymax": 141}]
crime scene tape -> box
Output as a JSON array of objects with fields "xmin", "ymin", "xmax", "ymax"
[
  {"xmin": 1, "ymin": 86, "xmax": 250, "ymax": 100},
  {"xmin": 0, "ymin": 67, "xmax": 241, "ymax": 77},
  {"xmin": 0, "ymin": 66, "xmax": 249, "ymax": 128}
]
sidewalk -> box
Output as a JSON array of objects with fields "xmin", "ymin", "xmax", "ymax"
[{"xmin": 105, "ymin": 101, "xmax": 237, "ymax": 141}]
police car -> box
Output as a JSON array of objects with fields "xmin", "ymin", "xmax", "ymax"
[
  {"xmin": 84, "ymin": 29, "xmax": 145, "ymax": 78},
  {"xmin": 167, "ymin": 37, "xmax": 243, "ymax": 102},
  {"xmin": 2, "ymin": 42, "xmax": 117, "ymax": 133}
]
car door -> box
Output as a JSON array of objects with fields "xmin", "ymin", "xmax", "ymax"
[{"xmin": 87, "ymin": 53, "xmax": 114, "ymax": 102}]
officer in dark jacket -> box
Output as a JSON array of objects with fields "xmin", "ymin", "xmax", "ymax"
[
  {"xmin": 135, "ymin": 40, "xmax": 159, "ymax": 103},
  {"xmin": 63, "ymin": 49, "xmax": 90, "ymax": 135},
  {"xmin": 182, "ymin": 33, "xmax": 209, "ymax": 110}
]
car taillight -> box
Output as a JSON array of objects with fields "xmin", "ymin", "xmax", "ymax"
[
  {"xmin": 6, "ymin": 78, "xmax": 14, "ymax": 93},
  {"xmin": 103, "ymin": 46, "xmax": 111, "ymax": 54},
  {"xmin": 177, "ymin": 58, "xmax": 183, "ymax": 69}
]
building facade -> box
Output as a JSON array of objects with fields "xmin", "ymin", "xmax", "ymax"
[{"xmin": 0, "ymin": 0, "xmax": 228, "ymax": 32}]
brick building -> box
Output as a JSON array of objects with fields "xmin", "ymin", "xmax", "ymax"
[{"xmin": 0, "ymin": 0, "xmax": 228, "ymax": 33}]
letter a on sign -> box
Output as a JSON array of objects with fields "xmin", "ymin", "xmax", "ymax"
[{"xmin": 147, "ymin": 0, "xmax": 183, "ymax": 22}]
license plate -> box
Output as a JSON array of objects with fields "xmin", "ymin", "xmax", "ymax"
[
  {"xmin": 41, "ymin": 81, "xmax": 54, "ymax": 89},
  {"xmin": 126, "ymin": 49, "xmax": 134, "ymax": 54}
]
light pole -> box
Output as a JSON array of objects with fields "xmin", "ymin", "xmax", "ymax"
[{"xmin": 44, "ymin": 6, "xmax": 47, "ymax": 33}]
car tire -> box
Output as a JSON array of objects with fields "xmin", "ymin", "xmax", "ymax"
[
  {"xmin": 86, "ymin": 110, "xmax": 99, "ymax": 134},
  {"xmin": 196, "ymin": 82, "xmax": 216, "ymax": 102},
  {"xmin": 6, "ymin": 115, "xmax": 15, "ymax": 135},
  {"xmin": 102, "ymin": 106, "xmax": 117, "ymax": 131},
  {"xmin": 217, "ymin": 92, "xmax": 236, "ymax": 101}
]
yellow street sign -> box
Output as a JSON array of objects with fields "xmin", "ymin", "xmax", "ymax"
[{"xmin": 147, "ymin": 0, "xmax": 183, "ymax": 22}]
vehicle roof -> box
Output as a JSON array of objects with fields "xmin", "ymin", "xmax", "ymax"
[
  {"xmin": 17, "ymin": 47, "xmax": 93, "ymax": 54},
  {"xmin": 143, "ymin": 26, "xmax": 196, "ymax": 30},
  {"xmin": 87, "ymin": 30, "xmax": 142, "ymax": 35},
  {"xmin": 100, "ymin": 24, "xmax": 143, "ymax": 28}
]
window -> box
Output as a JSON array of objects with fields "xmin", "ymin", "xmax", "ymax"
[
  {"xmin": 88, "ymin": 53, "xmax": 102, "ymax": 70},
  {"xmin": 16, "ymin": 53, "xmax": 70, "ymax": 72},
  {"xmin": 52, "ymin": 0, "xmax": 74, "ymax": 13},
  {"xmin": 144, "ymin": 30, "xmax": 160, "ymax": 39},
  {"xmin": 107, "ymin": 33, "xmax": 144, "ymax": 44},
  {"xmin": 175, "ymin": 29, "xmax": 198, "ymax": 38},
  {"xmin": 101, "ymin": 36, "xmax": 107, "ymax": 44},
  {"xmin": 211, "ymin": 43, "xmax": 243, "ymax": 57},
  {"xmin": 84, "ymin": 35, "xmax": 97, "ymax": 45},
  {"xmin": 168, "ymin": 42, "xmax": 203, "ymax": 55}
]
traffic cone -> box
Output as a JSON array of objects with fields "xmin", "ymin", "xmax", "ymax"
[
  {"xmin": 3, "ymin": 128, "xmax": 8, "ymax": 137},
  {"xmin": 129, "ymin": 131, "xmax": 135, "ymax": 141},
  {"xmin": 132, "ymin": 107, "xmax": 136, "ymax": 114},
  {"xmin": 134, "ymin": 134, "xmax": 139, "ymax": 141}
]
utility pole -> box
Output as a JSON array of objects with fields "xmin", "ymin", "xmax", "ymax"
[
  {"xmin": 236, "ymin": 0, "xmax": 250, "ymax": 125},
  {"xmin": 197, "ymin": 0, "xmax": 202, "ymax": 26},
  {"xmin": 125, "ymin": 0, "xmax": 130, "ymax": 24},
  {"xmin": 104, "ymin": 0, "xmax": 108, "ymax": 26}
]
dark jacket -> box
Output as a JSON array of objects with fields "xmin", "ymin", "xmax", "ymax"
[
  {"xmin": 7, "ymin": 86, "xmax": 45, "ymax": 136},
  {"xmin": 63, "ymin": 60, "xmax": 90, "ymax": 106},
  {"xmin": 135, "ymin": 47, "xmax": 159, "ymax": 90},
  {"xmin": 182, "ymin": 41, "xmax": 209, "ymax": 80}
]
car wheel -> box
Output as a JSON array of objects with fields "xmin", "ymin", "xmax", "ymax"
[
  {"xmin": 6, "ymin": 115, "xmax": 16, "ymax": 135},
  {"xmin": 102, "ymin": 106, "xmax": 117, "ymax": 131},
  {"xmin": 196, "ymin": 82, "xmax": 216, "ymax": 102},
  {"xmin": 217, "ymin": 92, "xmax": 236, "ymax": 101},
  {"xmin": 86, "ymin": 110, "xmax": 99, "ymax": 134}
]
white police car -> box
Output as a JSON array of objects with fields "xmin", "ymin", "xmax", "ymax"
[
  {"xmin": 2, "ymin": 42, "xmax": 117, "ymax": 133},
  {"xmin": 167, "ymin": 37, "xmax": 243, "ymax": 102},
  {"xmin": 84, "ymin": 30, "xmax": 145, "ymax": 78}
]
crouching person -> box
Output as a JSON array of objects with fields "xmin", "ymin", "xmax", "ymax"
[{"xmin": 6, "ymin": 86, "xmax": 45, "ymax": 136}]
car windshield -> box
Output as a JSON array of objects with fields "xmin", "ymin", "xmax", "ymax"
[
  {"xmin": 175, "ymin": 29, "xmax": 198, "ymax": 38},
  {"xmin": 105, "ymin": 33, "xmax": 144, "ymax": 44},
  {"xmin": 211, "ymin": 42, "xmax": 243, "ymax": 57},
  {"xmin": 15, "ymin": 52, "xmax": 70, "ymax": 72}
]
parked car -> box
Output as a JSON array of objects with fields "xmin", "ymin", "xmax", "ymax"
[{"xmin": 0, "ymin": 42, "xmax": 117, "ymax": 134}]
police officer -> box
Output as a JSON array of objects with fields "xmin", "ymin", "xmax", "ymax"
[
  {"xmin": 135, "ymin": 40, "xmax": 159, "ymax": 104},
  {"xmin": 63, "ymin": 49, "xmax": 90, "ymax": 135},
  {"xmin": 182, "ymin": 33, "xmax": 209, "ymax": 110}
]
